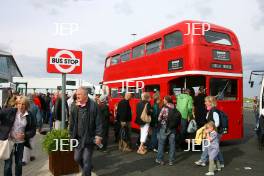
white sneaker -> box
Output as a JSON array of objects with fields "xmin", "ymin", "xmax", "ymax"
[
  {"xmin": 205, "ymin": 172, "xmax": 215, "ymax": 175},
  {"xmin": 195, "ymin": 160, "xmax": 206, "ymax": 167},
  {"xmin": 220, "ymin": 164, "xmax": 225, "ymax": 168}
]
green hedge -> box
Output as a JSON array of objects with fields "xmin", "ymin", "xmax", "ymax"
[{"xmin": 42, "ymin": 129, "xmax": 70, "ymax": 154}]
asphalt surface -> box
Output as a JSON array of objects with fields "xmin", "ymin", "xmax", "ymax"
[
  {"xmin": 93, "ymin": 109, "xmax": 264, "ymax": 176},
  {"xmin": 0, "ymin": 109, "xmax": 263, "ymax": 176}
]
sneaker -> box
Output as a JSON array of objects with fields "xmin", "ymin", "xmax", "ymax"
[
  {"xmin": 205, "ymin": 172, "xmax": 214, "ymax": 175},
  {"xmin": 155, "ymin": 159, "xmax": 165, "ymax": 165},
  {"xmin": 216, "ymin": 168, "xmax": 221, "ymax": 171},
  {"xmin": 169, "ymin": 161, "xmax": 174, "ymax": 166},
  {"xmin": 195, "ymin": 160, "xmax": 206, "ymax": 167},
  {"xmin": 220, "ymin": 164, "xmax": 225, "ymax": 168},
  {"xmin": 153, "ymin": 149, "xmax": 158, "ymax": 153}
]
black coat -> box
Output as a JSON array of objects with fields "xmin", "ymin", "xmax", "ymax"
[
  {"xmin": 135, "ymin": 100, "xmax": 152, "ymax": 126},
  {"xmin": 69, "ymin": 98, "xmax": 103, "ymax": 148},
  {"xmin": 116, "ymin": 99, "xmax": 132, "ymax": 122},
  {"xmin": 54, "ymin": 97, "xmax": 69, "ymax": 121},
  {"xmin": 194, "ymin": 93, "xmax": 207, "ymax": 128},
  {"xmin": 0, "ymin": 108, "xmax": 36, "ymax": 148}
]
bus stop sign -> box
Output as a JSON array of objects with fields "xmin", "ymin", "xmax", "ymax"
[{"xmin": 47, "ymin": 48, "xmax": 82, "ymax": 74}]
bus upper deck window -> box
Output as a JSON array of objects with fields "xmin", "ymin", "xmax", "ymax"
[
  {"xmin": 111, "ymin": 55, "xmax": 120, "ymax": 65},
  {"xmin": 204, "ymin": 31, "xmax": 232, "ymax": 46},
  {"xmin": 164, "ymin": 31, "xmax": 183, "ymax": 49},
  {"xmin": 146, "ymin": 39, "xmax": 161, "ymax": 55},
  {"xmin": 132, "ymin": 44, "xmax": 145, "ymax": 59},
  {"xmin": 105, "ymin": 57, "xmax": 111, "ymax": 67},
  {"xmin": 121, "ymin": 50, "xmax": 131, "ymax": 62}
]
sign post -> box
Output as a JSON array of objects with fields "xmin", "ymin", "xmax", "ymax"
[
  {"xmin": 47, "ymin": 48, "xmax": 82, "ymax": 129},
  {"xmin": 61, "ymin": 73, "xmax": 66, "ymax": 129}
]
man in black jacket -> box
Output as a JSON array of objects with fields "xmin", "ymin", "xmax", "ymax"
[
  {"xmin": 116, "ymin": 93, "xmax": 132, "ymax": 152},
  {"xmin": 54, "ymin": 93, "xmax": 69, "ymax": 129},
  {"xmin": 69, "ymin": 87, "xmax": 103, "ymax": 176}
]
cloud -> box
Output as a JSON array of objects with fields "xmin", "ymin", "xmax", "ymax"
[
  {"xmin": 80, "ymin": 42, "xmax": 115, "ymax": 84},
  {"xmin": 13, "ymin": 42, "xmax": 115, "ymax": 85},
  {"xmin": 14, "ymin": 55, "xmax": 50, "ymax": 78},
  {"xmin": 243, "ymin": 53, "xmax": 264, "ymax": 71},
  {"xmin": 195, "ymin": 5, "xmax": 213, "ymax": 18},
  {"xmin": 0, "ymin": 43, "xmax": 12, "ymax": 53},
  {"xmin": 165, "ymin": 0, "xmax": 213, "ymax": 20},
  {"xmin": 28, "ymin": 0, "xmax": 94, "ymax": 15},
  {"xmin": 253, "ymin": 0, "xmax": 264, "ymax": 29},
  {"xmin": 242, "ymin": 53, "xmax": 264, "ymax": 97},
  {"xmin": 114, "ymin": 0, "xmax": 133, "ymax": 16}
]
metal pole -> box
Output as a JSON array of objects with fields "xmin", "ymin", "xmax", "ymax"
[
  {"xmin": 61, "ymin": 73, "xmax": 66, "ymax": 129},
  {"xmin": 184, "ymin": 77, "xmax": 187, "ymax": 90}
]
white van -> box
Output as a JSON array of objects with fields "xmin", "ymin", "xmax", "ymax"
[{"xmin": 249, "ymin": 70, "xmax": 264, "ymax": 115}]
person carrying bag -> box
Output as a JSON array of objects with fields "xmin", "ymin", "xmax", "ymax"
[
  {"xmin": 0, "ymin": 96, "xmax": 36, "ymax": 176},
  {"xmin": 0, "ymin": 136, "xmax": 14, "ymax": 160},
  {"xmin": 141, "ymin": 103, "xmax": 151, "ymax": 123},
  {"xmin": 135, "ymin": 93, "xmax": 152, "ymax": 155}
]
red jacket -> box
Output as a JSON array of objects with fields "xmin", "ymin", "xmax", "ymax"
[{"xmin": 34, "ymin": 97, "xmax": 42, "ymax": 110}]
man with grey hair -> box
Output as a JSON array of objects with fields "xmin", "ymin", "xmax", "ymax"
[{"xmin": 69, "ymin": 86, "xmax": 103, "ymax": 176}]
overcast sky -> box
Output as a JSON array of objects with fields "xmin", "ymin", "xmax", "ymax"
[{"xmin": 0, "ymin": 0, "xmax": 264, "ymax": 97}]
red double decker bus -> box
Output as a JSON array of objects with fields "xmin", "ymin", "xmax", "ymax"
[{"xmin": 102, "ymin": 20, "xmax": 243, "ymax": 141}]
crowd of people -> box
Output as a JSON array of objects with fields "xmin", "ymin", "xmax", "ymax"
[
  {"xmin": 114, "ymin": 87, "xmax": 225, "ymax": 176},
  {"xmin": 0, "ymin": 86, "xmax": 228, "ymax": 176}
]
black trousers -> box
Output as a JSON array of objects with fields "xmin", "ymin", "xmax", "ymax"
[
  {"xmin": 4, "ymin": 143, "xmax": 24, "ymax": 176},
  {"xmin": 102, "ymin": 123, "xmax": 109, "ymax": 150},
  {"xmin": 74, "ymin": 145, "xmax": 94, "ymax": 176}
]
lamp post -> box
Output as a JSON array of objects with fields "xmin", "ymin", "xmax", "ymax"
[{"xmin": 131, "ymin": 33, "xmax": 137, "ymax": 41}]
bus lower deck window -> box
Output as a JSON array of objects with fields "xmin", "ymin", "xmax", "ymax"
[{"xmin": 210, "ymin": 78, "xmax": 237, "ymax": 100}]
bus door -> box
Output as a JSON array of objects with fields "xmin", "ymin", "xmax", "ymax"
[
  {"xmin": 209, "ymin": 77, "xmax": 242, "ymax": 140},
  {"xmin": 168, "ymin": 76, "xmax": 206, "ymax": 98}
]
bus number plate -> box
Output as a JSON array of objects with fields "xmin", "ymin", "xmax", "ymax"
[
  {"xmin": 211, "ymin": 63, "xmax": 233, "ymax": 70},
  {"xmin": 168, "ymin": 59, "xmax": 183, "ymax": 71}
]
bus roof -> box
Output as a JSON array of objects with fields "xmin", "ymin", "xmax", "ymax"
[{"xmin": 106, "ymin": 20, "xmax": 235, "ymax": 57}]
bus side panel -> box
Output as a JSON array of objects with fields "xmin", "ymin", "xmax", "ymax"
[
  {"xmin": 207, "ymin": 76, "xmax": 243, "ymax": 141},
  {"xmin": 217, "ymin": 100, "xmax": 243, "ymax": 140}
]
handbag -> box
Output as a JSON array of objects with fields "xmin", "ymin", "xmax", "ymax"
[
  {"xmin": 187, "ymin": 119, "xmax": 197, "ymax": 133},
  {"xmin": 140, "ymin": 104, "xmax": 151, "ymax": 123},
  {"xmin": 0, "ymin": 139, "xmax": 14, "ymax": 160}
]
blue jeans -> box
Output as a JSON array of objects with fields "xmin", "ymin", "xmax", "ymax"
[
  {"xmin": 37, "ymin": 110, "xmax": 43, "ymax": 129},
  {"xmin": 180, "ymin": 118, "xmax": 188, "ymax": 145},
  {"xmin": 149, "ymin": 127, "xmax": 159, "ymax": 150},
  {"xmin": 74, "ymin": 145, "xmax": 94, "ymax": 176},
  {"xmin": 4, "ymin": 143, "xmax": 24, "ymax": 176},
  {"xmin": 157, "ymin": 127, "xmax": 176, "ymax": 162}
]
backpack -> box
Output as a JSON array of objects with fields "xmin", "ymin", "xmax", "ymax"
[
  {"xmin": 166, "ymin": 106, "xmax": 181, "ymax": 130},
  {"xmin": 214, "ymin": 109, "xmax": 229, "ymax": 134}
]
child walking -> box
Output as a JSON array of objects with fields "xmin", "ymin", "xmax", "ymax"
[{"xmin": 205, "ymin": 121, "xmax": 221, "ymax": 176}]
